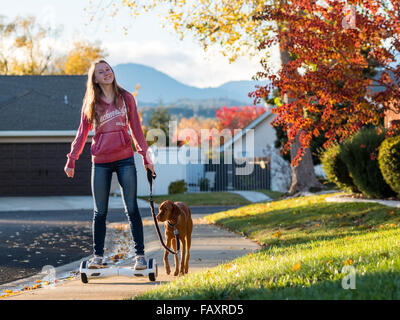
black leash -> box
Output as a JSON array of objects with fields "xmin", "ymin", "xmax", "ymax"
[{"xmin": 146, "ymin": 169, "xmax": 177, "ymax": 255}]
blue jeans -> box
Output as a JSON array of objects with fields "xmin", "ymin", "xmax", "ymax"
[{"xmin": 91, "ymin": 156, "xmax": 144, "ymax": 257}]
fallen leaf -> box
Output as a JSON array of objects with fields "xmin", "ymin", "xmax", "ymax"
[
  {"xmin": 273, "ymin": 231, "xmax": 282, "ymax": 238},
  {"xmin": 291, "ymin": 261, "xmax": 302, "ymax": 271},
  {"xmin": 343, "ymin": 259, "xmax": 353, "ymax": 265}
]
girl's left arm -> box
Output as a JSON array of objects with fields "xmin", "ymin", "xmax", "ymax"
[{"xmin": 125, "ymin": 92, "xmax": 152, "ymax": 166}]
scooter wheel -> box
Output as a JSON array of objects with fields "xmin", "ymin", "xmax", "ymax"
[
  {"xmin": 81, "ymin": 272, "xmax": 88, "ymax": 284},
  {"xmin": 149, "ymin": 272, "xmax": 156, "ymax": 282}
]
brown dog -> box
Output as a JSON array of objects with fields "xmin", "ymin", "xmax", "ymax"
[{"xmin": 156, "ymin": 200, "xmax": 193, "ymax": 276}]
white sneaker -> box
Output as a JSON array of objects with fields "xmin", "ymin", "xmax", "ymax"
[
  {"xmin": 134, "ymin": 255, "xmax": 147, "ymax": 270},
  {"xmin": 88, "ymin": 255, "xmax": 103, "ymax": 269}
]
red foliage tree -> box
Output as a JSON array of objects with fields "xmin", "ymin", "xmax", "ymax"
[
  {"xmin": 251, "ymin": 0, "xmax": 400, "ymax": 167},
  {"xmin": 216, "ymin": 105, "xmax": 266, "ymax": 132}
]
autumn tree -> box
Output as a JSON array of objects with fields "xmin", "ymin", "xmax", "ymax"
[
  {"xmin": 251, "ymin": 0, "xmax": 399, "ymax": 193},
  {"xmin": 96, "ymin": 0, "xmax": 324, "ymax": 194},
  {"xmin": 10, "ymin": 15, "xmax": 62, "ymax": 75},
  {"xmin": 0, "ymin": 14, "xmax": 107, "ymax": 76},
  {"xmin": 174, "ymin": 116, "xmax": 219, "ymax": 146},
  {"xmin": 216, "ymin": 105, "xmax": 266, "ymax": 133},
  {"xmin": 0, "ymin": 15, "xmax": 16, "ymax": 74},
  {"xmin": 53, "ymin": 40, "xmax": 108, "ymax": 75}
]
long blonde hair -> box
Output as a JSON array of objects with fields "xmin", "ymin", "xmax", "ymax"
[{"xmin": 82, "ymin": 59, "xmax": 128, "ymax": 126}]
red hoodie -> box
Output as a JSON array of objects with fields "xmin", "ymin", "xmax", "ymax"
[{"xmin": 66, "ymin": 91, "xmax": 150, "ymax": 169}]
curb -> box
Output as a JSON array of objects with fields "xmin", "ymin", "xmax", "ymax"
[
  {"xmin": 325, "ymin": 195, "xmax": 400, "ymax": 208},
  {"xmin": 0, "ymin": 219, "xmax": 161, "ymax": 297}
]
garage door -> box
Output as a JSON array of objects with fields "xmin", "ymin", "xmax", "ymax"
[{"xmin": 0, "ymin": 143, "xmax": 92, "ymax": 196}]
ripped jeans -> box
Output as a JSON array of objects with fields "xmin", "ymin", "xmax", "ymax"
[{"xmin": 91, "ymin": 156, "xmax": 144, "ymax": 257}]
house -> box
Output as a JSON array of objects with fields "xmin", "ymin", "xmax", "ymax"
[
  {"xmin": 0, "ymin": 75, "xmax": 95, "ymax": 196},
  {"xmin": 0, "ymin": 75, "xmax": 204, "ymax": 197},
  {"xmin": 370, "ymin": 68, "xmax": 400, "ymax": 128},
  {"xmin": 219, "ymin": 107, "xmax": 276, "ymax": 158},
  {"xmin": 218, "ymin": 106, "xmax": 291, "ymax": 192},
  {"xmin": 384, "ymin": 101, "xmax": 400, "ymax": 129}
]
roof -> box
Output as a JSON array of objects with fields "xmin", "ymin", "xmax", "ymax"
[
  {"xmin": 0, "ymin": 75, "xmax": 87, "ymax": 130},
  {"xmin": 219, "ymin": 106, "xmax": 273, "ymax": 152}
]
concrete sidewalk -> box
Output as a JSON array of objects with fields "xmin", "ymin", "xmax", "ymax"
[
  {"xmin": 229, "ymin": 190, "xmax": 271, "ymax": 203},
  {"xmin": 0, "ymin": 190, "xmax": 270, "ymax": 213},
  {"xmin": 0, "ymin": 195, "xmax": 156, "ymax": 212},
  {"xmin": 1, "ymin": 212, "xmax": 261, "ymax": 300},
  {"xmin": 325, "ymin": 193, "xmax": 400, "ymax": 208}
]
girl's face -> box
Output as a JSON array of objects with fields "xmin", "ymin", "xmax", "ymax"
[{"xmin": 94, "ymin": 62, "xmax": 114, "ymax": 85}]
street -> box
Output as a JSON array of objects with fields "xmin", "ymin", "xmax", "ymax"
[{"xmin": 0, "ymin": 206, "xmax": 238, "ymax": 285}]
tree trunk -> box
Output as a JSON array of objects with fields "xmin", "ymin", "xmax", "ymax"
[
  {"xmin": 288, "ymin": 133, "xmax": 323, "ymax": 195},
  {"xmin": 278, "ymin": 8, "xmax": 323, "ymax": 196}
]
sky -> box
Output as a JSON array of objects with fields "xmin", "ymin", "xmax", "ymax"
[{"xmin": 0, "ymin": 0, "xmax": 281, "ymax": 88}]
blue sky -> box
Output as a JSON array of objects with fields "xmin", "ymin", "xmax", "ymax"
[{"xmin": 0, "ymin": 0, "xmax": 279, "ymax": 88}]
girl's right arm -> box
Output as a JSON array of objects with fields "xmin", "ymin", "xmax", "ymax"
[{"xmin": 65, "ymin": 111, "xmax": 92, "ymax": 170}]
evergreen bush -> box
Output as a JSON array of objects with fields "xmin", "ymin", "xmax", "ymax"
[
  {"xmin": 320, "ymin": 143, "xmax": 359, "ymax": 193},
  {"xmin": 340, "ymin": 127, "xmax": 396, "ymax": 199},
  {"xmin": 378, "ymin": 135, "xmax": 400, "ymax": 197},
  {"xmin": 168, "ymin": 180, "xmax": 188, "ymax": 194}
]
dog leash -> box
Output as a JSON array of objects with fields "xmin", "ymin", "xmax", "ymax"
[{"xmin": 146, "ymin": 169, "xmax": 178, "ymax": 255}]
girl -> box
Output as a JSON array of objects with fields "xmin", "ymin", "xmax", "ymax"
[{"xmin": 64, "ymin": 59, "xmax": 154, "ymax": 270}]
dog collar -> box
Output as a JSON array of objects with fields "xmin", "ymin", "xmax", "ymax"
[{"xmin": 167, "ymin": 221, "xmax": 177, "ymax": 228}]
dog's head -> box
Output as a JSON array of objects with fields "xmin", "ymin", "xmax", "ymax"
[{"xmin": 157, "ymin": 200, "xmax": 179, "ymax": 222}]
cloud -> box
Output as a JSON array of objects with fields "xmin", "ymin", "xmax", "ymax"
[
  {"xmin": 103, "ymin": 40, "xmax": 281, "ymax": 88},
  {"xmin": 44, "ymin": 36, "xmax": 281, "ymax": 88}
]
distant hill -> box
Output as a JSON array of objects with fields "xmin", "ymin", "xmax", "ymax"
[{"xmin": 112, "ymin": 63, "xmax": 268, "ymax": 105}]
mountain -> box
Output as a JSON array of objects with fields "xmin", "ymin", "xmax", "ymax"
[{"xmin": 112, "ymin": 63, "xmax": 268, "ymax": 105}]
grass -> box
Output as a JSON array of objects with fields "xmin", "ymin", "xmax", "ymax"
[
  {"xmin": 135, "ymin": 193, "xmax": 400, "ymax": 299},
  {"xmin": 138, "ymin": 192, "xmax": 251, "ymax": 206},
  {"xmin": 255, "ymin": 189, "xmax": 284, "ymax": 200}
]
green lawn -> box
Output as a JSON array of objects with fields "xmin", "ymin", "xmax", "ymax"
[
  {"xmin": 255, "ymin": 189, "xmax": 284, "ymax": 200},
  {"xmin": 138, "ymin": 192, "xmax": 251, "ymax": 206},
  {"xmin": 135, "ymin": 193, "xmax": 400, "ymax": 299}
]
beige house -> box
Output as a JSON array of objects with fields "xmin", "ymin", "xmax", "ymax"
[
  {"xmin": 219, "ymin": 106, "xmax": 276, "ymax": 159},
  {"xmin": 219, "ymin": 106, "xmax": 292, "ymax": 192}
]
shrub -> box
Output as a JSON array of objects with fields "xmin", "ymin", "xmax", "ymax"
[
  {"xmin": 168, "ymin": 180, "xmax": 187, "ymax": 194},
  {"xmin": 320, "ymin": 143, "xmax": 359, "ymax": 193},
  {"xmin": 199, "ymin": 178, "xmax": 210, "ymax": 191},
  {"xmin": 340, "ymin": 127, "xmax": 396, "ymax": 199},
  {"xmin": 378, "ymin": 135, "xmax": 400, "ymax": 197}
]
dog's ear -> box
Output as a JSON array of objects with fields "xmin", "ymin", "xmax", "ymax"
[{"xmin": 169, "ymin": 202, "xmax": 181, "ymax": 221}]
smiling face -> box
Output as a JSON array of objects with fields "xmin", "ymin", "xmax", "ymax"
[
  {"xmin": 94, "ymin": 62, "xmax": 115, "ymax": 85},
  {"xmin": 156, "ymin": 200, "xmax": 175, "ymax": 222}
]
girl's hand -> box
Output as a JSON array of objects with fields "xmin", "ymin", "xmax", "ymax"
[
  {"xmin": 64, "ymin": 166, "xmax": 75, "ymax": 178},
  {"xmin": 144, "ymin": 163, "xmax": 155, "ymax": 175}
]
